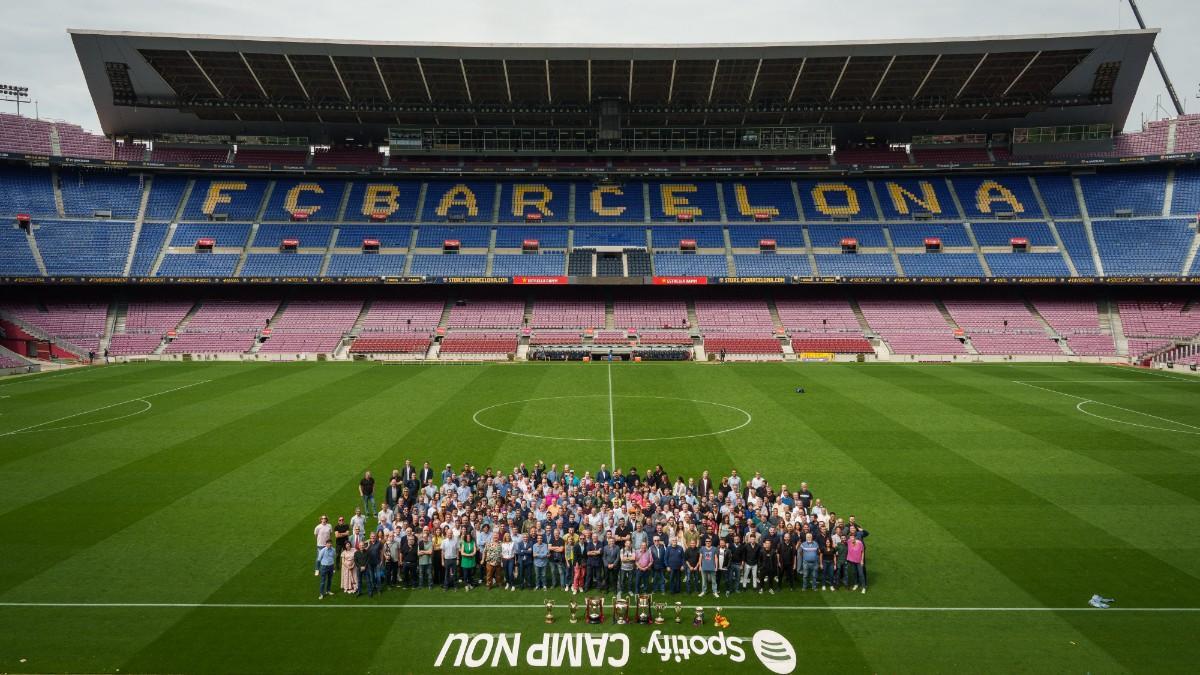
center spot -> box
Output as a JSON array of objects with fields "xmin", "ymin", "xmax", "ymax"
[{"xmin": 472, "ymin": 394, "xmax": 751, "ymax": 443}]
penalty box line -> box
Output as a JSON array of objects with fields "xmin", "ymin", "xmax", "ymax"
[{"xmin": 0, "ymin": 602, "xmax": 1196, "ymax": 612}]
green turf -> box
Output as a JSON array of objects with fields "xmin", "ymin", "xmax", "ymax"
[{"xmin": 0, "ymin": 361, "xmax": 1198, "ymax": 673}]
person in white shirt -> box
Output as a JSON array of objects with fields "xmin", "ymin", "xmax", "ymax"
[
  {"xmin": 350, "ymin": 508, "xmax": 366, "ymax": 539},
  {"xmin": 313, "ymin": 515, "xmax": 332, "ymax": 575}
]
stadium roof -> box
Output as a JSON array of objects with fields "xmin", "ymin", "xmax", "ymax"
[{"xmin": 69, "ymin": 29, "xmax": 1157, "ymax": 143}]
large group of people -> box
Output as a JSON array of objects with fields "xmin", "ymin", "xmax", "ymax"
[{"xmin": 313, "ymin": 460, "xmax": 870, "ymax": 600}]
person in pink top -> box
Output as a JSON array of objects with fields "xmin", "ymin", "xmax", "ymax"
[
  {"xmin": 635, "ymin": 541, "xmax": 654, "ymax": 594},
  {"xmin": 845, "ymin": 536, "xmax": 866, "ymax": 593}
]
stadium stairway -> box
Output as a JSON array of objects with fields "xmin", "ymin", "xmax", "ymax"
[
  {"xmin": 122, "ymin": 174, "xmax": 154, "ymax": 277},
  {"xmin": 24, "ymin": 224, "xmax": 48, "ymax": 276},
  {"xmin": 51, "ymin": 166, "xmax": 65, "ymax": 217},
  {"xmin": 1072, "ymin": 176, "xmax": 1106, "ymax": 276},
  {"xmin": 960, "ymin": 223, "xmax": 992, "ymax": 277},
  {"xmin": 100, "ymin": 301, "xmax": 119, "ymax": 354},
  {"xmin": 935, "ymin": 300, "xmax": 979, "ymax": 355},
  {"xmin": 233, "ymin": 224, "xmax": 260, "ymax": 276},
  {"xmin": 251, "ymin": 301, "xmax": 290, "ymax": 354},
  {"xmin": 882, "ymin": 227, "xmax": 905, "ymax": 276},
  {"xmin": 1103, "ymin": 299, "xmax": 1130, "ymax": 356},
  {"xmin": 604, "ymin": 297, "xmax": 615, "ymax": 329},
  {"xmin": 1028, "ymin": 177, "xmax": 1080, "ymax": 277},
  {"xmin": 1022, "ymin": 298, "xmax": 1073, "ymax": 356},
  {"xmin": 155, "ymin": 301, "xmax": 202, "ymax": 355},
  {"xmin": 0, "ymin": 343, "xmax": 35, "ymax": 368},
  {"xmin": 1182, "ymin": 225, "xmax": 1200, "ymax": 275}
]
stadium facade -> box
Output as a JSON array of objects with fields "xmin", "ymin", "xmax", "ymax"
[{"xmin": 1, "ymin": 29, "xmax": 1199, "ymax": 373}]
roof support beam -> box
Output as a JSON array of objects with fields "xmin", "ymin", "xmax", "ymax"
[
  {"xmin": 787, "ymin": 58, "xmax": 806, "ymax": 102},
  {"xmin": 870, "ymin": 55, "xmax": 896, "ymax": 101},
  {"xmin": 627, "ymin": 60, "xmax": 634, "ymax": 102},
  {"xmin": 187, "ymin": 50, "xmax": 224, "ymax": 98},
  {"xmin": 746, "ymin": 59, "xmax": 763, "ymax": 102},
  {"xmin": 545, "ymin": 60, "xmax": 552, "ymax": 103},
  {"xmin": 586, "ymin": 59, "xmax": 592, "ymax": 101},
  {"xmin": 1002, "ymin": 51, "xmax": 1041, "ymax": 97},
  {"xmin": 707, "ymin": 59, "xmax": 720, "ymax": 104},
  {"xmin": 667, "ymin": 59, "xmax": 677, "ymax": 103},
  {"xmin": 828, "ymin": 56, "xmax": 851, "ymax": 101},
  {"xmin": 415, "ymin": 58, "xmax": 433, "ymax": 102},
  {"xmin": 373, "ymin": 57, "xmax": 393, "ymax": 101},
  {"xmin": 328, "ymin": 56, "xmax": 352, "ymax": 101},
  {"xmin": 501, "ymin": 60, "xmax": 513, "ymax": 103},
  {"xmin": 460, "ymin": 59, "xmax": 473, "ymax": 104},
  {"xmin": 955, "ymin": 53, "xmax": 989, "ymax": 99},
  {"xmin": 912, "ymin": 54, "xmax": 940, "ymax": 100},
  {"xmin": 238, "ymin": 52, "xmax": 270, "ymax": 100},
  {"xmin": 283, "ymin": 54, "xmax": 311, "ymax": 100}
]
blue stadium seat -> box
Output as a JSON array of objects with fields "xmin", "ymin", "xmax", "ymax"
[
  {"xmin": 326, "ymin": 254, "xmax": 409, "ymax": 276},
  {"xmin": 951, "ymin": 176, "xmax": 1042, "ymax": 219},
  {"xmin": 497, "ymin": 182, "xmax": 571, "ymax": 222},
  {"xmin": 728, "ymin": 226, "xmax": 806, "ymax": 248},
  {"xmin": 650, "ymin": 226, "xmax": 725, "ymax": 249},
  {"xmin": 143, "ymin": 175, "xmax": 189, "ymax": 220},
  {"xmin": 574, "ymin": 181, "xmax": 646, "ymax": 222},
  {"xmin": 888, "ymin": 223, "xmax": 971, "ymax": 247},
  {"xmin": 813, "ymin": 253, "xmax": 896, "ymax": 276},
  {"xmin": 0, "ymin": 166, "xmax": 57, "ymax": 217},
  {"xmin": 343, "ymin": 181, "xmax": 420, "ymax": 222},
  {"xmin": 970, "ymin": 221, "xmax": 1056, "ymax": 247},
  {"xmin": 1054, "ymin": 221, "xmax": 1097, "ymax": 276},
  {"xmin": 1091, "ymin": 218, "xmax": 1192, "ymax": 274},
  {"xmin": 808, "ymin": 225, "xmax": 887, "ymax": 248},
  {"xmin": 179, "ymin": 178, "xmax": 269, "ymax": 221},
  {"xmin": 721, "ymin": 181, "xmax": 799, "ymax": 222},
  {"xmin": 36, "ymin": 220, "xmax": 134, "ymax": 276},
  {"xmin": 874, "ymin": 178, "xmax": 960, "ymax": 220},
  {"xmin": 490, "ymin": 253, "xmax": 566, "ymax": 276},
  {"xmin": 415, "ymin": 226, "xmax": 491, "ymax": 248},
  {"xmin": 1171, "ymin": 167, "xmax": 1200, "ymax": 217},
  {"xmin": 494, "ymin": 227, "xmax": 569, "ymax": 248},
  {"xmin": 0, "ymin": 224, "xmax": 41, "ymax": 275},
  {"xmin": 261, "ymin": 180, "xmax": 347, "ymax": 221},
  {"xmin": 1034, "ymin": 175, "xmax": 1081, "ymax": 219},
  {"xmin": 129, "ymin": 223, "xmax": 168, "ymax": 276},
  {"xmin": 572, "ymin": 227, "xmax": 646, "ymax": 247},
  {"xmin": 652, "ymin": 253, "xmax": 728, "ymax": 276},
  {"xmin": 985, "ymin": 253, "xmax": 1071, "ymax": 276},
  {"xmin": 1080, "ymin": 170, "xmax": 1167, "ymax": 217},
  {"xmin": 156, "ymin": 253, "xmax": 239, "ymax": 277},
  {"xmin": 732, "ymin": 254, "xmax": 811, "ymax": 276},
  {"xmin": 252, "ymin": 224, "xmax": 334, "ymax": 248},
  {"xmin": 898, "ymin": 253, "xmax": 983, "ymax": 277},
  {"xmin": 647, "ymin": 181, "xmax": 720, "ymax": 222},
  {"xmin": 334, "ymin": 225, "xmax": 412, "ymax": 248},
  {"xmin": 409, "ymin": 254, "xmax": 488, "ymax": 276},
  {"xmin": 238, "ymin": 253, "xmax": 324, "ymax": 277},
  {"xmin": 59, "ymin": 169, "xmax": 142, "ymax": 219},
  {"xmin": 795, "ymin": 179, "xmax": 878, "ymax": 221},
  {"xmin": 420, "ymin": 181, "xmax": 496, "ymax": 222},
  {"xmin": 170, "ymin": 223, "xmax": 253, "ymax": 248}
]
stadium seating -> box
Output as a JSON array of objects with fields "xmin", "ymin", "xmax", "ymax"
[
  {"xmin": 970, "ymin": 221, "xmax": 1056, "ymax": 247},
  {"xmin": 108, "ymin": 300, "xmax": 194, "ymax": 356},
  {"xmin": 164, "ymin": 299, "xmax": 277, "ymax": 354},
  {"xmin": 942, "ymin": 298, "xmax": 1059, "ymax": 355},
  {"xmin": 704, "ymin": 335, "xmax": 783, "ymax": 357},
  {"xmin": 652, "ymin": 254, "xmax": 728, "ymax": 276},
  {"xmin": 573, "ymin": 182, "xmax": 646, "ymax": 223},
  {"xmin": 951, "ymin": 175, "xmax": 1042, "ymax": 219},
  {"xmin": 143, "ymin": 175, "xmax": 189, "ymax": 220},
  {"xmin": 728, "ymin": 226, "xmax": 806, "ymax": 248},
  {"xmin": 1030, "ymin": 298, "xmax": 1116, "ymax": 355},
  {"xmin": 791, "ymin": 336, "xmax": 873, "ymax": 353},
  {"xmin": 252, "ymin": 224, "xmax": 334, "ymax": 249},
  {"xmin": 530, "ymin": 299, "xmax": 604, "ymax": 328},
  {"xmin": 775, "ymin": 298, "xmax": 862, "ymax": 334},
  {"xmin": 439, "ymin": 331, "xmax": 518, "ymax": 356},
  {"xmin": 694, "ymin": 299, "xmax": 774, "ymax": 334},
  {"xmin": 421, "ymin": 181, "xmax": 496, "ymax": 222},
  {"xmin": 721, "ymin": 181, "xmax": 800, "ymax": 222},
  {"xmin": 984, "ymin": 253, "xmax": 1071, "ymax": 276},
  {"xmin": 259, "ymin": 300, "xmax": 361, "ymax": 354},
  {"xmin": 350, "ymin": 334, "xmax": 432, "ymax": 354},
  {"xmin": 344, "ymin": 181, "xmax": 421, "ymax": 222},
  {"xmin": 494, "ymin": 227, "xmax": 569, "ymax": 248},
  {"xmin": 261, "ymin": 180, "xmax": 346, "ymax": 221},
  {"xmin": 650, "ymin": 226, "xmax": 726, "ymax": 249},
  {"xmin": 1079, "ymin": 170, "xmax": 1167, "ymax": 217},
  {"xmin": 0, "ymin": 225, "xmax": 41, "ymax": 275},
  {"xmin": 795, "ymin": 179, "xmax": 878, "ymax": 221},
  {"xmin": 326, "ymin": 254, "xmax": 409, "ymax": 276},
  {"xmin": 614, "ymin": 299, "xmax": 689, "ymax": 329},
  {"xmin": 1091, "ymin": 218, "xmax": 1192, "ymax": 275},
  {"xmin": 875, "ymin": 178, "xmax": 960, "ymax": 220},
  {"xmin": 1033, "ymin": 175, "xmax": 1082, "ymax": 219},
  {"xmin": 808, "ymin": 225, "xmax": 887, "ymax": 248},
  {"xmin": 0, "ymin": 113, "xmax": 53, "ymax": 154},
  {"xmin": 1052, "ymin": 222, "xmax": 1098, "ymax": 276},
  {"xmin": 415, "ymin": 226, "xmax": 491, "ymax": 248},
  {"xmin": 239, "ymin": 254, "xmax": 324, "ymax": 277},
  {"xmin": 529, "ymin": 330, "xmax": 585, "ymax": 346},
  {"xmin": 232, "ymin": 148, "xmax": 309, "ymax": 166},
  {"xmin": 59, "ymin": 170, "xmax": 143, "ymax": 219},
  {"xmin": 1, "ymin": 302, "xmax": 107, "ymax": 353},
  {"xmin": 179, "ymin": 178, "xmax": 268, "ymax": 221},
  {"xmin": 409, "ymin": 254, "xmax": 488, "ymax": 276},
  {"xmin": 857, "ymin": 298, "xmax": 966, "ymax": 354},
  {"xmin": 490, "ymin": 253, "xmax": 566, "ymax": 276},
  {"xmin": 156, "ymin": 253, "xmax": 240, "ymax": 277},
  {"xmin": 1172, "ymin": 167, "xmax": 1200, "ymax": 216},
  {"xmin": 35, "ymin": 221, "xmax": 134, "ymax": 276},
  {"xmin": 334, "ymin": 225, "xmax": 412, "ymax": 249},
  {"xmin": 573, "ymin": 227, "xmax": 646, "ymax": 247},
  {"xmin": 813, "ymin": 254, "xmax": 896, "ymax": 277},
  {"xmin": 170, "ymin": 223, "xmax": 253, "ymax": 248},
  {"xmin": 898, "ymin": 253, "xmax": 983, "ymax": 277},
  {"xmin": 1117, "ymin": 300, "xmax": 1200, "ymax": 338},
  {"xmin": 312, "ymin": 147, "xmax": 384, "ymax": 167},
  {"xmin": 732, "ymin": 254, "xmax": 811, "ymax": 276},
  {"xmin": 637, "ymin": 330, "xmax": 692, "ymax": 345},
  {"xmin": 448, "ymin": 299, "xmax": 524, "ymax": 328},
  {"xmin": 497, "ymin": 182, "xmax": 571, "ymax": 222},
  {"xmin": 0, "ymin": 166, "xmax": 57, "ymax": 217},
  {"xmin": 888, "ymin": 223, "xmax": 971, "ymax": 248},
  {"xmin": 148, "ymin": 147, "xmax": 230, "ymax": 163},
  {"xmin": 360, "ymin": 299, "xmax": 443, "ymax": 332}
]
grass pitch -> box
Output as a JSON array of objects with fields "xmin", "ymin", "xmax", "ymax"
[{"xmin": 0, "ymin": 361, "xmax": 1198, "ymax": 673}]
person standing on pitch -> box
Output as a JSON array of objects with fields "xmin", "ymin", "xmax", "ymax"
[
  {"xmin": 317, "ymin": 541, "xmax": 336, "ymax": 599},
  {"xmin": 800, "ymin": 532, "xmax": 820, "ymax": 590},
  {"xmin": 359, "ymin": 470, "xmax": 376, "ymax": 516},
  {"xmin": 314, "ymin": 515, "xmax": 331, "ymax": 576},
  {"xmin": 698, "ymin": 536, "xmax": 719, "ymax": 598},
  {"xmin": 340, "ymin": 541, "xmax": 358, "ymax": 594}
]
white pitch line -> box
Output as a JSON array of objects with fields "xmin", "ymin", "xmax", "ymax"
[
  {"xmin": 607, "ymin": 360, "xmax": 616, "ymax": 468},
  {"xmin": 1015, "ymin": 380, "xmax": 1199, "ymax": 435},
  {"xmin": 0, "ymin": 601, "xmax": 1195, "ymax": 612},
  {"xmin": 0, "ymin": 365, "xmax": 115, "ymax": 388},
  {"xmin": 0, "ymin": 380, "xmax": 210, "ymax": 437}
]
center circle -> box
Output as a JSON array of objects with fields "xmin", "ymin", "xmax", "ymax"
[{"xmin": 471, "ymin": 394, "xmax": 752, "ymax": 443}]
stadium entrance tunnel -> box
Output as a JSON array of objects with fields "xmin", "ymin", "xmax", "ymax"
[{"xmin": 471, "ymin": 394, "xmax": 751, "ymax": 442}]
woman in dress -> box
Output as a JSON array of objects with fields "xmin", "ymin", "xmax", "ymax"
[{"xmin": 340, "ymin": 542, "xmax": 358, "ymax": 594}]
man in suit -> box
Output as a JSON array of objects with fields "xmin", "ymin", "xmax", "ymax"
[
  {"xmin": 401, "ymin": 459, "xmax": 418, "ymax": 493},
  {"xmin": 698, "ymin": 470, "xmax": 714, "ymax": 497},
  {"xmin": 596, "ymin": 464, "xmax": 611, "ymax": 485},
  {"xmin": 385, "ymin": 478, "xmax": 403, "ymax": 508},
  {"xmin": 651, "ymin": 535, "xmax": 668, "ymax": 593},
  {"xmin": 418, "ymin": 462, "xmax": 435, "ymax": 487}
]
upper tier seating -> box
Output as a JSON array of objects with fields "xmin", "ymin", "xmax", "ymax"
[
  {"xmin": 646, "ymin": 181, "xmax": 720, "ymax": 222},
  {"xmin": 899, "ymin": 254, "xmax": 983, "ymax": 277},
  {"xmin": 813, "ymin": 254, "xmax": 896, "ymax": 277},
  {"xmin": 888, "ymin": 223, "xmax": 971, "ymax": 248},
  {"xmin": 421, "ymin": 181, "xmax": 496, "ymax": 222},
  {"xmin": 490, "ymin": 253, "xmax": 566, "ymax": 276},
  {"xmin": 239, "ymin": 254, "xmax": 324, "ymax": 277},
  {"xmin": 59, "ymin": 170, "xmax": 143, "ymax": 219},
  {"xmin": 35, "ymin": 221, "xmax": 134, "ymax": 276},
  {"xmin": 795, "ymin": 179, "xmax": 878, "ymax": 221},
  {"xmin": 344, "ymin": 181, "xmax": 421, "ymax": 222},
  {"xmin": 261, "ymin": 180, "xmax": 346, "ymax": 222},
  {"xmin": 143, "ymin": 175, "xmax": 189, "ymax": 220},
  {"xmin": 1034, "ymin": 175, "xmax": 1082, "ymax": 219},
  {"xmin": 876, "ymin": 178, "xmax": 960, "ymax": 221},
  {"xmin": 1091, "ymin": 219, "xmax": 1193, "ymax": 275},
  {"xmin": 326, "ymin": 254, "xmax": 408, "ymax": 276},
  {"xmin": 497, "ymin": 182, "xmax": 571, "ymax": 222},
  {"xmin": 180, "ymin": 179, "xmax": 269, "ymax": 221},
  {"xmin": 652, "ymin": 254, "xmax": 728, "ymax": 276},
  {"xmin": 334, "ymin": 225, "xmax": 412, "ymax": 249},
  {"xmin": 0, "ymin": 167, "xmax": 56, "ymax": 217},
  {"xmin": 721, "ymin": 181, "xmax": 800, "ymax": 222},
  {"xmin": 951, "ymin": 176, "xmax": 1043, "ymax": 220},
  {"xmin": 1079, "ymin": 170, "xmax": 1167, "ymax": 217},
  {"xmin": 732, "ymin": 254, "xmax": 811, "ymax": 276},
  {"xmin": 409, "ymin": 254, "xmax": 488, "ymax": 276},
  {"xmin": 0, "ymin": 225, "xmax": 41, "ymax": 275},
  {"xmin": 156, "ymin": 254, "xmax": 239, "ymax": 277}
]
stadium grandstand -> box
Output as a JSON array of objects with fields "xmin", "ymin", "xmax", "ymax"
[{"xmin": 2, "ymin": 27, "xmax": 1199, "ymax": 371}]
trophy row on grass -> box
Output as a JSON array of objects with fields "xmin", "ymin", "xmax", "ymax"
[{"xmin": 544, "ymin": 596, "xmax": 714, "ymax": 626}]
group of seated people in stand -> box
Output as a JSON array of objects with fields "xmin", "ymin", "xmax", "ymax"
[{"xmin": 313, "ymin": 460, "xmax": 870, "ymax": 600}]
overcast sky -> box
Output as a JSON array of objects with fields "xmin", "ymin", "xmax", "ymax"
[{"xmin": 2, "ymin": 0, "xmax": 1197, "ymax": 133}]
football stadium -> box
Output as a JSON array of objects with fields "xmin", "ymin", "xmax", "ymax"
[{"xmin": 2, "ymin": 2, "xmax": 1200, "ymax": 672}]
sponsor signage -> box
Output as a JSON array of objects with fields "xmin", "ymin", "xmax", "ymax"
[
  {"xmin": 513, "ymin": 276, "xmax": 568, "ymax": 285},
  {"xmin": 652, "ymin": 276, "xmax": 708, "ymax": 285},
  {"xmin": 433, "ymin": 629, "xmax": 795, "ymax": 673}
]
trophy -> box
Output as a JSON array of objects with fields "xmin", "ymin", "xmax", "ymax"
[
  {"xmin": 568, "ymin": 600, "xmax": 579, "ymax": 624},
  {"xmin": 653, "ymin": 601, "xmax": 666, "ymax": 625},
  {"xmin": 636, "ymin": 594, "xmax": 652, "ymax": 624},
  {"xmin": 613, "ymin": 596, "xmax": 630, "ymax": 625},
  {"xmin": 544, "ymin": 599, "xmax": 555, "ymax": 624},
  {"xmin": 674, "ymin": 601, "xmax": 683, "ymax": 623},
  {"xmin": 585, "ymin": 596, "xmax": 604, "ymax": 624},
  {"xmin": 693, "ymin": 606, "xmax": 705, "ymax": 626}
]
